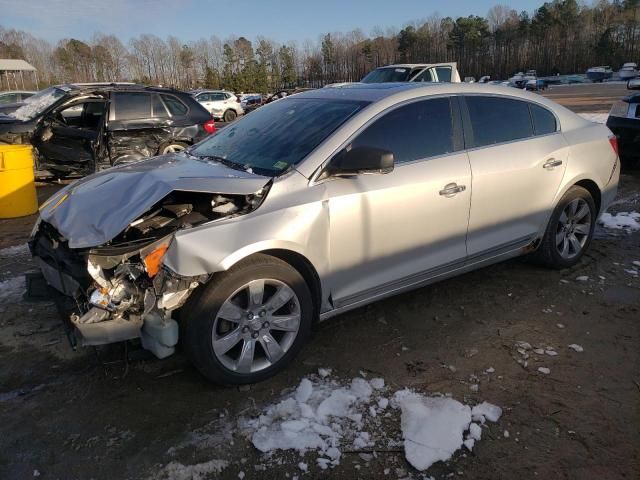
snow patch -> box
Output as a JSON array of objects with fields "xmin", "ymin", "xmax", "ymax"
[
  {"xmin": 598, "ymin": 212, "xmax": 640, "ymax": 232},
  {"xmin": 0, "ymin": 276, "xmax": 25, "ymax": 304},
  {"xmin": 155, "ymin": 459, "xmax": 228, "ymax": 480},
  {"xmin": 241, "ymin": 376, "xmax": 502, "ymax": 473},
  {"xmin": 538, "ymin": 367, "xmax": 551, "ymax": 375},
  {"xmin": 0, "ymin": 243, "xmax": 29, "ymax": 257},
  {"xmin": 568, "ymin": 344, "xmax": 584, "ymax": 352},
  {"xmin": 395, "ymin": 392, "xmax": 471, "ymax": 471}
]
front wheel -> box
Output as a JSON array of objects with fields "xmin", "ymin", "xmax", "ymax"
[
  {"xmin": 181, "ymin": 254, "xmax": 313, "ymax": 385},
  {"xmin": 532, "ymin": 185, "xmax": 596, "ymax": 269}
]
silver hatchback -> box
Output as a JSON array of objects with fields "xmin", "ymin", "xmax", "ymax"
[{"xmin": 32, "ymin": 83, "xmax": 620, "ymax": 384}]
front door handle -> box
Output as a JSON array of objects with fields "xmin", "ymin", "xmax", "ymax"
[
  {"xmin": 439, "ymin": 183, "xmax": 466, "ymax": 196},
  {"xmin": 543, "ymin": 158, "xmax": 563, "ymax": 169}
]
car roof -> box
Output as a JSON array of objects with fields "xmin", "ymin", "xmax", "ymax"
[
  {"xmin": 377, "ymin": 64, "xmax": 430, "ymax": 69},
  {"xmin": 292, "ymin": 82, "xmax": 582, "ymax": 115},
  {"xmin": 0, "ymin": 90, "xmax": 36, "ymax": 94},
  {"xmin": 55, "ymin": 83, "xmax": 188, "ymax": 96}
]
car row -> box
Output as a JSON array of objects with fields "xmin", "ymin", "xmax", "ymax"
[{"xmin": 30, "ymin": 82, "xmax": 619, "ymax": 384}]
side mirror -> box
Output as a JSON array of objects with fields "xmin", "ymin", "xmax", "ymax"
[
  {"xmin": 627, "ymin": 78, "xmax": 640, "ymax": 90},
  {"xmin": 327, "ymin": 146, "xmax": 394, "ymax": 177}
]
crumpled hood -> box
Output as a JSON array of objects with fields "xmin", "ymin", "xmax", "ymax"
[{"xmin": 40, "ymin": 153, "xmax": 271, "ymax": 249}]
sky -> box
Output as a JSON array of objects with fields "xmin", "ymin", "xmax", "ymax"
[{"xmin": 0, "ymin": 0, "xmax": 544, "ymax": 44}]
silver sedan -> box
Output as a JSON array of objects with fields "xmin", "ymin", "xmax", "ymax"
[{"xmin": 33, "ymin": 83, "xmax": 620, "ymax": 384}]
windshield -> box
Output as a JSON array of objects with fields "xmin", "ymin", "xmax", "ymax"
[
  {"xmin": 361, "ymin": 67, "xmax": 413, "ymax": 83},
  {"xmin": 10, "ymin": 87, "xmax": 68, "ymax": 121},
  {"xmin": 191, "ymin": 97, "xmax": 369, "ymax": 175}
]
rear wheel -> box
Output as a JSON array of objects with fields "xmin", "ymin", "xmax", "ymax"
[
  {"xmin": 182, "ymin": 254, "xmax": 313, "ymax": 385},
  {"xmin": 532, "ymin": 186, "xmax": 596, "ymax": 268},
  {"xmin": 223, "ymin": 109, "xmax": 237, "ymax": 122},
  {"xmin": 159, "ymin": 141, "xmax": 188, "ymax": 154}
]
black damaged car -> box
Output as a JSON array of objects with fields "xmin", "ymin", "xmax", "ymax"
[
  {"xmin": 0, "ymin": 83, "xmax": 217, "ymax": 177},
  {"xmin": 606, "ymin": 78, "xmax": 640, "ymax": 163}
]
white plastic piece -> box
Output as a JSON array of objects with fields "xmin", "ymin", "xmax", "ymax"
[{"xmin": 141, "ymin": 312, "xmax": 179, "ymax": 359}]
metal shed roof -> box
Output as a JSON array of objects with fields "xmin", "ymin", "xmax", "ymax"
[{"xmin": 0, "ymin": 59, "xmax": 36, "ymax": 71}]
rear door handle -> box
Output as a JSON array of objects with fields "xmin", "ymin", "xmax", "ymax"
[
  {"xmin": 543, "ymin": 159, "xmax": 563, "ymax": 169},
  {"xmin": 439, "ymin": 183, "xmax": 466, "ymax": 196}
]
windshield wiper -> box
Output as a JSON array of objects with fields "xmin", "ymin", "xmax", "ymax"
[
  {"xmin": 194, "ymin": 154, "xmax": 278, "ymax": 177},
  {"xmin": 195, "ymin": 154, "xmax": 247, "ymax": 173}
]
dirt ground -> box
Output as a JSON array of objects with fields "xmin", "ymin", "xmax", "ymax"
[{"xmin": 0, "ymin": 84, "xmax": 638, "ymax": 480}]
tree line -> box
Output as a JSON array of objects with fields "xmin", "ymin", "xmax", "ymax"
[{"xmin": 0, "ymin": 0, "xmax": 638, "ymax": 93}]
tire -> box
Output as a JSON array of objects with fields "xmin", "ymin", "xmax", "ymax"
[
  {"xmin": 532, "ymin": 185, "xmax": 596, "ymax": 269},
  {"xmin": 223, "ymin": 109, "xmax": 237, "ymax": 122},
  {"xmin": 181, "ymin": 254, "xmax": 313, "ymax": 385},
  {"xmin": 159, "ymin": 141, "xmax": 188, "ymax": 155}
]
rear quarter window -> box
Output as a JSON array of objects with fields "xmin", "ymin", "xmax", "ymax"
[
  {"xmin": 161, "ymin": 94, "xmax": 188, "ymax": 116},
  {"xmin": 530, "ymin": 103, "xmax": 557, "ymax": 135},
  {"xmin": 466, "ymin": 96, "xmax": 533, "ymax": 148}
]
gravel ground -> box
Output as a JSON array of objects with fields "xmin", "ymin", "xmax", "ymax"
[{"xmin": 0, "ymin": 86, "xmax": 638, "ymax": 480}]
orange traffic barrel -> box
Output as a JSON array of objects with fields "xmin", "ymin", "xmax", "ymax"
[{"xmin": 0, "ymin": 144, "xmax": 39, "ymax": 218}]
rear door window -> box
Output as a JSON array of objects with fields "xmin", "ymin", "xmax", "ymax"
[
  {"xmin": 113, "ymin": 92, "xmax": 152, "ymax": 120},
  {"xmin": 465, "ymin": 96, "xmax": 533, "ymax": 147},
  {"xmin": 529, "ymin": 103, "xmax": 557, "ymax": 135},
  {"xmin": 350, "ymin": 97, "xmax": 455, "ymax": 164}
]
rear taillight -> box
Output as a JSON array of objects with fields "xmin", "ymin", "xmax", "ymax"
[
  {"xmin": 608, "ymin": 135, "xmax": 619, "ymax": 156},
  {"xmin": 203, "ymin": 119, "xmax": 216, "ymax": 134}
]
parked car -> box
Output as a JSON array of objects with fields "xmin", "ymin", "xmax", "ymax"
[
  {"xmin": 361, "ymin": 63, "xmax": 461, "ymax": 83},
  {"xmin": 241, "ymin": 94, "xmax": 263, "ymax": 114},
  {"xmin": 263, "ymin": 88, "xmax": 315, "ymax": 104},
  {"xmin": 0, "ymin": 90, "xmax": 36, "ymax": 114},
  {"xmin": 606, "ymin": 78, "xmax": 640, "ymax": 161},
  {"xmin": 191, "ymin": 90, "xmax": 244, "ymax": 122},
  {"xmin": 31, "ymin": 83, "xmax": 619, "ymax": 384},
  {"xmin": 0, "ymin": 83, "xmax": 215, "ymax": 176},
  {"xmin": 525, "ymin": 79, "xmax": 548, "ymax": 91}
]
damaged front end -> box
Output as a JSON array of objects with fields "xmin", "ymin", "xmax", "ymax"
[{"xmin": 31, "ymin": 185, "xmax": 269, "ymax": 358}]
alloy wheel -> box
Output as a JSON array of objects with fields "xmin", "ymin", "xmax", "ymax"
[
  {"xmin": 162, "ymin": 144, "xmax": 186, "ymax": 154},
  {"xmin": 555, "ymin": 198, "xmax": 592, "ymax": 260},
  {"xmin": 212, "ymin": 279, "xmax": 301, "ymax": 374}
]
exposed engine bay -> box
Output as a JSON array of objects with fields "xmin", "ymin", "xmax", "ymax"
[{"xmin": 30, "ymin": 185, "xmax": 269, "ymax": 358}]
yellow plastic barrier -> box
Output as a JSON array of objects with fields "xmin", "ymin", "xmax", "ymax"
[{"xmin": 0, "ymin": 144, "xmax": 39, "ymax": 218}]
